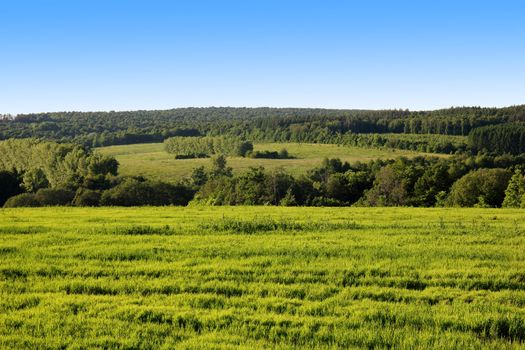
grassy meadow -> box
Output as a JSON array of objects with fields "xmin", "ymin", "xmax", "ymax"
[
  {"xmin": 1, "ymin": 206, "xmax": 525, "ymax": 349},
  {"xmin": 96, "ymin": 142, "xmax": 442, "ymax": 181}
]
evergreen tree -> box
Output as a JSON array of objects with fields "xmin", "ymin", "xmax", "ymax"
[
  {"xmin": 210, "ymin": 155, "xmax": 232, "ymax": 178},
  {"xmin": 502, "ymin": 170, "xmax": 525, "ymax": 208}
]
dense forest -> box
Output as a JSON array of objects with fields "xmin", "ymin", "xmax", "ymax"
[{"xmin": 1, "ymin": 106, "xmax": 525, "ymax": 152}]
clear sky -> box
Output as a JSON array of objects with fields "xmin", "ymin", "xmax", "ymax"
[{"xmin": 1, "ymin": 0, "xmax": 524, "ymax": 114}]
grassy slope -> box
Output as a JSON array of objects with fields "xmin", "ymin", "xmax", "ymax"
[
  {"xmin": 97, "ymin": 142, "xmax": 445, "ymax": 181},
  {"xmin": 1, "ymin": 206, "xmax": 524, "ymax": 349}
]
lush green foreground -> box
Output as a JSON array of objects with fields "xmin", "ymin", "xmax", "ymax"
[
  {"xmin": 1, "ymin": 207, "xmax": 524, "ymax": 349},
  {"xmin": 97, "ymin": 142, "xmax": 439, "ymax": 181}
]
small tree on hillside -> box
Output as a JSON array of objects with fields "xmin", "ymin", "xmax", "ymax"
[
  {"xmin": 502, "ymin": 169, "xmax": 525, "ymax": 208},
  {"xmin": 210, "ymin": 155, "xmax": 232, "ymax": 178},
  {"xmin": 190, "ymin": 166, "xmax": 208, "ymax": 187}
]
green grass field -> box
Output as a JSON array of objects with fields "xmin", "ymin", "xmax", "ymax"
[
  {"xmin": 96, "ymin": 142, "xmax": 443, "ymax": 181},
  {"xmin": 1, "ymin": 206, "xmax": 524, "ymax": 349}
]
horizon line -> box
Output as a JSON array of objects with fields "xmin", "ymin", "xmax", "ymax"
[{"xmin": 4, "ymin": 103, "xmax": 525, "ymax": 117}]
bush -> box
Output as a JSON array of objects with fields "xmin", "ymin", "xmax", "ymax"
[
  {"xmin": 100, "ymin": 179, "xmax": 195, "ymax": 206},
  {"xmin": 34, "ymin": 188, "xmax": 75, "ymax": 206},
  {"xmin": 3, "ymin": 193, "xmax": 41, "ymax": 208},
  {"xmin": 247, "ymin": 149, "xmax": 292, "ymax": 159},
  {"xmin": 73, "ymin": 189, "xmax": 102, "ymax": 207},
  {"xmin": 447, "ymin": 168, "xmax": 512, "ymax": 207}
]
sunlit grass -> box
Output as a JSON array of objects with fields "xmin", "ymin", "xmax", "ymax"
[
  {"xmin": 96, "ymin": 142, "xmax": 444, "ymax": 181},
  {"xmin": 0, "ymin": 206, "xmax": 524, "ymax": 348}
]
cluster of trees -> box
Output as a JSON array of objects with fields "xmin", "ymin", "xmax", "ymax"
[
  {"xmin": 190, "ymin": 154, "xmax": 525, "ymax": 208},
  {"xmin": 0, "ymin": 139, "xmax": 195, "ymax": 208},
  {"xmin": 164, "ymin": 136, "xmax": 253, "ymax": 158},
  {"xmin": 77, "ymin": 128, "xmax": 202, "ymax": 148},
  {"xmin": 339, "ymin": 133, "xmax": 467, "ymax": 154},
  {"xmin": 247, "ymin": 149, "xmax": 291, "ymax": 159},
  {"xmin": 2, "ymin": 177, "xmax": 195, "ymax": 208},
  {"xmin": 0, "ymin": 139, "xmax": 118, "ymax": 191},
  {"xmin": 468, "ymin": 124, "xmax": 525, "ymax": 155},
  {"xmin": 2, "ymin": 106, "xmax": 525, "ymax": 151}
]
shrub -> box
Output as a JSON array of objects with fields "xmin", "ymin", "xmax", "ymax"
[
  {"xmin": 447, "ymin": 168, "xmax": 512, "ymax": 207},
  {"xmin": 34, "ymin": 188, "xmax": 75, "ymax": 206},
  {"xmin": 248, "ymin": 149, "xmax": 292, "ymax": 159},
  {"xmin": 3, "ymin": 193, "xmax": 41, "ymax": 208},
  {"xmin": 100, "ymin": 179, "xmax": 195, "ymax": 206},
  {"xmin": 73, "ymin": 189, "xmax": 102, "ymax": 207}
]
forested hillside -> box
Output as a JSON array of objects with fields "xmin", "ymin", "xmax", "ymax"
[
  {"xmin": 2, "ymin": 105, "xmax": 525, "ymax": 208},
  {"xmin": 1, "ymin": 106, "xmax": 524, "ymax": 149}
]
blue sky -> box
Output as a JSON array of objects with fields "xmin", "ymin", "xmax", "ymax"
[{"xmin": 1, "ymin": 0, "xmax": 524, "ymax": 114}]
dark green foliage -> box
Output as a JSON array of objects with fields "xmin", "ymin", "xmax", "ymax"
[
  {"xmin": 238, "ymin": 141, "xmax": 254, "ymax": 157},
  {"xmin": 100, "ymin": 179, "xmax": 194, "ymax": 206},
  {"xmin": 196, "ymin": 167, "xmax": 301, "ymax": 206},
  {"xmin": 34, "ymin": 188, "xmax": 75, "ymax": 206},
  {"xmin": 363, "ymin": 158, "xmax": 428, "ymax": 207},
  {"xmin": 82, "ymin": 175, "xmax": 112, "ymax": 191},
  {"xmin": 88, "ymin": 155, "xmax": 119, "ymax": 176},
  {"xmin": 447, "ymin": 168, "xmax": 512, "ymax": 207},
  {"xmin": 3, "ymin": 106, "xmax": 525, "ymax": 150},
  {"xmin": 325, "ymin": 173, "xmax": 351, "ymax": 203},
  {"xmin": 209, "ymin": 155, "xmax": 232, "ymax": 178},
  {"xmin": 193, "ymin": 153, "xmax": 525, "ymax": 208},
  {"xmin": 73, "ymin": 189, "xmax": 102, "ymax": 207},
  {"xmin": 189, "ymin": 166, "xmax": 208, "ymax": 187},
  {"xmin": 3, "ymin": 193, "xmax": 41, "ymax": 208},
  {"xmin": 341, "ymin": 133, "xmax": 467, "ymax": 154},
  {"xmin": 412, "ymin": 161, "xmax": 453, "ymax": 206},
  {"xmin": 0, "ymin": 170, "xmax": 22, "ymax": 206},
  {"xmin": 247, "ymin": 148, "xmax": 292, "ymax": 159},
  {"xmin": 345, "ymin": 170, "xmax": 374, "ymax": 204},
  {"xmin": 363, "ymin": 165, "xmax": 409, "ymax": 206},
  {"xmin": 469, "ymin": 124, "xmax": 525, "ymax": 155}
]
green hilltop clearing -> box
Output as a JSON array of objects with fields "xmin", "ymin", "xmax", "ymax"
[
  {"xmin": 1, "ymin": 206, "xmax": 524, "ymax": 349},
  {"xmin": 97, "ymin": 142, "xmax": 445, "ymax": 181}
]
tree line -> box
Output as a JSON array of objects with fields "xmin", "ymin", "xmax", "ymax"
[
  {"xmin": 2, "ymin": 106, "xmax": 525, "ymax": 151},
  {"xmin": 468, "ymin": 124, "xmax": 525, "ymax": 155},
  {"xmin": 338, "ymin": 133, "xmax": 467, "ymax": 154},
  {"xmin": 0, "ymin": 139, "xmax": 195, "ymax": 208},
  {"xmin": 189, "ymin": 154, "xmax": 523, "ymax": 208}
]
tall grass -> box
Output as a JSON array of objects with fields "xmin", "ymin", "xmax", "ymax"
[{"xmin": 0, "ymin": 206, "xmax": 524, "ymax": 349}]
